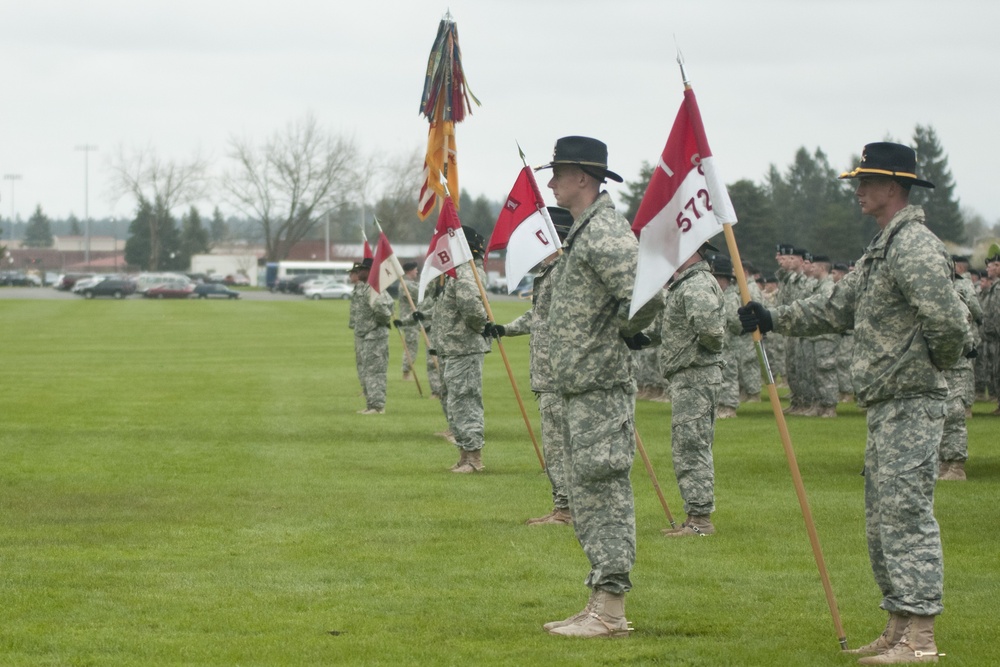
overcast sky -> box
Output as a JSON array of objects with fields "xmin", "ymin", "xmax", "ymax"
[{"xmin": 1, "ymin": 0, "xmax": 998, "ymax": 232}]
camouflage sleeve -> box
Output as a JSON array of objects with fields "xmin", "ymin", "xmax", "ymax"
[
  {"xmin": 686, "ymin": 283, "xmax": 725, "ymax": 353},
  {"xmin": 372, "ymin": 291, "xmax": 395, "ymax": 326},
  {"xmin": 774, "ymin": 270, "xmax": 858, "ymax": 336},
  {"xmin": 890, "ymin": 241, "xmax": 968, "ymax": 370},
  {"xmin": 503, "ymin": 309, "xmax": 532, "ymax": 337},
  {"xmin": 455, "ymin": 262, "xmax": 488, "ymax": 332}
]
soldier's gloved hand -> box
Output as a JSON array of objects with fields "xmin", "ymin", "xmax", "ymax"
[
  {"xmin": 492, "ymin": 324, "xmax": 506, "ymax": 338},
  {"xmin": 965, "ymin": 347, "xmax": 978, "ymax": 359},
  {"xmin": 482, "ymin": 323, "xmax": 500, "ymax": 340},
  {"xmin": 412, "ymin": 311, "xmax": 426, "ymax": 322},
  {"xmin": 738, "ymin": 301, "xmax": 773, "ymax": 335},
  {"xmin": 392, "ymin": 319, "xmax": 404, "ymax": 329},
  {"xmin": 428, "ymin": 348, "xmax": 437, "ymax": 356},
  {"xmin": 621, "ymin": 332, "xmax": 651, "ymax": 350}
]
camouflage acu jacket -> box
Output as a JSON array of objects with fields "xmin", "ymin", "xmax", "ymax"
[
  {"xmin": 434, "ymin": 259, "xmax": 490, "ymax": 357},
  {"xmin": 548, "ymin": 192, "xmax": 663, "ymax": 395},
  {"xmin": 654, "ymin": 260, "xmax": 725, "ymax": 379},
  {"xmin": 398, "ymin": 278, "xmax": 419, "ymax": 318},
  {"xmin": 503, "ymin": 256, "xmax": 560, "ymax": 393},
  {"xmin": 772, "ymin": 205, "xmax": 969, "ymax": 407},
  {"xmin": 350, "ymin": 282, "xmax": 394, "ymax": 338},
  {"xmin": 982, "ymin": 280, "xmax": 1000, "ymax": 339}
]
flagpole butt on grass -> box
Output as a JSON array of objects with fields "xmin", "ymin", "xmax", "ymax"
[{"xmin": 721, "ymin": 222, "xmax": 848, "ymax": 649}]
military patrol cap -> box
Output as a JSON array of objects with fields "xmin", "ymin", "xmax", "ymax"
[
  {"xmin": 839, "ymin": 142, "xmax": 935, "ymax": 189},
  {"xmin": 462, "ymin": 226, "xmax": 486, "ymax": 258},
  {"xmin": 546, "ymin": 206, "xmax": 574, "ymax": 241},
  {"xmin": 987, "ymin": 243, "xmax": 1000, "ymax": 263},
  {"xmin": 537, "ymin": 136, "xmax": 623, "ymax": 183},
  {"xmin": 711, "ymin": 255, "xmax": 735, "ymax": 279}
]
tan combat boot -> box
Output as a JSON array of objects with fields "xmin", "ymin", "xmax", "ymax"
[
  {"xmin": 547, "ymin": 589, "xmax": 631, "ymax": 638},
  {"xmin": 449, "ymin": 449, "xmax": 468, "ymax": 471},
  {"xmin": 843, "ymin": 612, "xmax": 907, "ymax": 656},
  {"xmin": 543, "ymin": 590, "xmax": 595, "ymax": 631},
  {"xmin": 663, "ymin": 514, "xmax": 715, "ymax": 537},
  {"xmin": 817, "ymin": 405, "xmax": 838, "ymax": 418},
  {"xmin": 716, "ymin": 406, "xmax": 737, "ymax": 419},
  {"xmin": 526, "ymin": 508, "xmax": 572, "ymax": 525},
  {"xmin": 453, "ymin": 449, "xmax": 484, "ymax": 474},
  {"xmin": 858, "ymin": 615, "xmax": 940, "ymax": 664},
  {"xmin": 938, "ymin": 461, "xmax": 966, "ymax": 481}
]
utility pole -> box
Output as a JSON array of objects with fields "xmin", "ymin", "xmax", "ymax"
[
  {"xmin": 75, "ymin": 144, "xmax": 98, "ymax": 265},
  {"xmin": 3, "ymin": 174, "xmax": 22, "ymax": 242}
]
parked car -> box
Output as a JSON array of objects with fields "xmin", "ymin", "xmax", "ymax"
[
  {"xmin": 512, "ymin": 274, "xmax": 535, "ymax": 299},
  {"xmin": 305, "ymin": 282, "xmax": 353, "ymax": 300},
  {"xmin": 193, "ymin": 283, "xmax": 240, "ymax": 299},
  {"xmin": 224, "ymin": 274, "xmax": 251, "ymax": 286},
  {"xmin": 144, "ymin": 283, "xmax": 195, "ymax": 299},
  {"xmin": 77, "ymin": 278, "xmax": 136, "ymax": 299},
  {"xmin": 0, "ymin": 271, "xmax": 41, "ymax": 286}
]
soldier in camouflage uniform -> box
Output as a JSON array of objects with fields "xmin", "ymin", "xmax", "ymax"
[
  {"xmin": 649, "ymin": 242, "xmax": 725, "ymax": 536},
  {"xmin": 801, "ymin": 255, "xmax": 839, "ymax": 417},
  {"xmin": 416, "ymin": 227, "xmax": 491, "ymax": 473},
  {"xmin": 761, "ymin": 275, "xmax": 786, "ymax": 382},
  {"xmin": 740, "ymin": 143, "xmax": 969, "ymax": 664},
  {"xmin": 712, "ymin": 255, "xmax": 742, "ymax": 419},
  {"xmin": 540, "ymin": 136, "xmax": 662, "ymax": 638},
  {"xmin": 495, "ymin": 207, "xmax": 574, "ymax": 525},
  {"xmin": 350, "ymin": 258, "xmax": 395, "ymax": 414},
  {"xmin": 396, "ymin": 262, "xmax": 421, "ymax": 381},
  {"xmin": 833, "ymin": 262, "xmax": 856, "ymax": 402},
  {"xmin": 775, "ymin": 245, "xmax": 811, "ymax": 413},
  {"xmin": 938, "ymin": 263, "xmax": 980, "ymax": 481},
  {"xmin": 983, "ymin": 245, "xmax": 1000, "ymax": 414}
]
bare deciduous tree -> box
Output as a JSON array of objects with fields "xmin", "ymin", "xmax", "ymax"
[
  {"xmin": 109, "ymin": 145, "xmax": 209, "ymax": 270},
  {"xmin": 223, "ymin": 114, "xmax": 358, "ymax": 261}
]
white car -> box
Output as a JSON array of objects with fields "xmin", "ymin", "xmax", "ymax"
[{"xmin": 305, "ymin": 282, "xmax": 353, "ymax": 300}]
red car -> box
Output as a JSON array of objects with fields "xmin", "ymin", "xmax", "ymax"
[{"xmin": 144, "ymin": 283, "xmax": 194, "ymax": 299}]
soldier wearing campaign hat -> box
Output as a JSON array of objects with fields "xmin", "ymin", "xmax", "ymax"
[
  {"xmin": 350, "ymin": 257, "xmax": 395, "ymax": 415},
  {"xmin": 740, "ymin": 141, "xmax": 970, "ymax": 662},
  {"xmin": 540, "ymin": 135, "xmax": 663, "ymax": 638}
]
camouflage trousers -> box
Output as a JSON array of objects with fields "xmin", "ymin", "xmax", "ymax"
[
  {"xmin": 939, "ymin": 369, "xmax": 969, "ymax": 463},
  {"xmin": 538, "ymin": 391, "xmax": 570, "ymax": 510},
  {"xmin": 734, "ymin": 333, "xmax": 762, "ymax": 398},
  {"xmin": 864, "ymin": 396, "xmax": 945, "ymax": 616},
  {"xmin": 838, "ymin": 334, "xmax": 854, "ymax": 395},
  {"xmin": 400, "ymin": 327, "xmax": 420, "ymax": 374},
  {"xmin": 443, "ymin": 353, "xmax": 485, "ymax": 452},
  {"xmin": 764, "ymin": 331, "xmax": 785, "ymax": 379},
  {"xmin": 668, "ymin": 365, "xmax": 721, "ymax": 516},
  {"xmin": 427, "ymin": 352, "xmax": 444, "ymax": 398},
  {"xmin": 810, "ymin": 337, "xmax": 840, "ymax": 408},
  {"xmin": 562, "ymin": 386, "xmax": 636, "ymax": 595},
  {"xmin": 785, "ymin": 337, "xmax": 808, "ymax": 407},
  {"xmin": 973, "ymin": 335, "xmax": 992, "ymax": 395},
  {"xmin": 719, "ymin": 349, "xmax": 739, "ymax": 409},
  {"xmin": 356, "ymin": 329, "xmax": 389, "ymax": 410},
  {"xmin": 985, "ymin": 337, "xmax": 1000, "ymax": 400}
]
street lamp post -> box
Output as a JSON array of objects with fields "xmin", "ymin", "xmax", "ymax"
[
  {"xmin": 75, "ymin": 144, "xmax": 98, "ymax": 266},
  {"xmin": 3, "ymin": 173, "xmax": 23, "ymax": 242}
]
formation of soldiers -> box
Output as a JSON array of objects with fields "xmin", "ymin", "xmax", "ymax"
[{"xmin": 343, "ymin": 137, "xmax": 999, "ymax": 662}]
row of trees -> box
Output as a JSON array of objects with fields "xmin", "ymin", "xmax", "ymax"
[{"xmin": 10, "ymin": 118, "xmax": 988, "ymax": 273}]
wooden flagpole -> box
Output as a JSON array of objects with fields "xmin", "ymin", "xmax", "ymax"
[{"xmin": 677, "ymin": 54, "xmax": 847, "ymax": 650}]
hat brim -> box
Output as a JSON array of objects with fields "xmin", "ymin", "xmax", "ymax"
[
  {"xmin": 838, "ymin": 168, "xmax": 934, "ymax": 189},
  {"xmin": 536, "ymin": 161, "xmax": 623, "ymax": 183}
]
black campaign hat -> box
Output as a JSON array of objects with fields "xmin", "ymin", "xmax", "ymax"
[
  {"xmin": 546, "ymin": 206, "xmax": 574, "ymax": 241},
  {"xmin": 839, "ymin": 142, "xmax": 935, "ymax": 189},
  {"xmin": 360, "ymin": 258, "xmax": 373, "ymax": 269},
  {"xmin": 711, "ymin": 255, "xmax": 735, "ymax": 279},
  {"xmin": 536, "ymin": 136, "xmax": 623, "ymax": 183}
]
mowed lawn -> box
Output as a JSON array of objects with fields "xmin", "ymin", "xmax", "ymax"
[{"xmin": 1, "ymin": 297, "xmax": 997, "ymax": 666}]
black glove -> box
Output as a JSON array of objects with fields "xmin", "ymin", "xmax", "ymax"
[
  {"xmin": 493, "ymin": 324, "xmax": 506, "ymax": 338},
  {"xmin": 428, "ymin": 348, "xmax": 437, "ymax": 356},
  {"xmin": 621, "ymin": 332, "xmax": 651, "ymax": 350},
  {"xmin": 392, "ymin": 319, "xmax": 404, "ymax": 329},
  {"xmin": 738, "ymin": 301, "xmax": 773, "ymax": 335},
  {"xmin": 412, "ymin": 311, "xmax": 426, "ymax": 322},
  {"xmin": 966, "ymin": 347, "xmax": 978, "ymax": 359},
  {"xmin": 482, "ymin": 323, "xmax": 500, "ymax": 341}
]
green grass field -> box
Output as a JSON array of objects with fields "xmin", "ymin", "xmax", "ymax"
[{"xmin": 1, "ymin": 297, "xmax": 997, "ymax": 666}]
